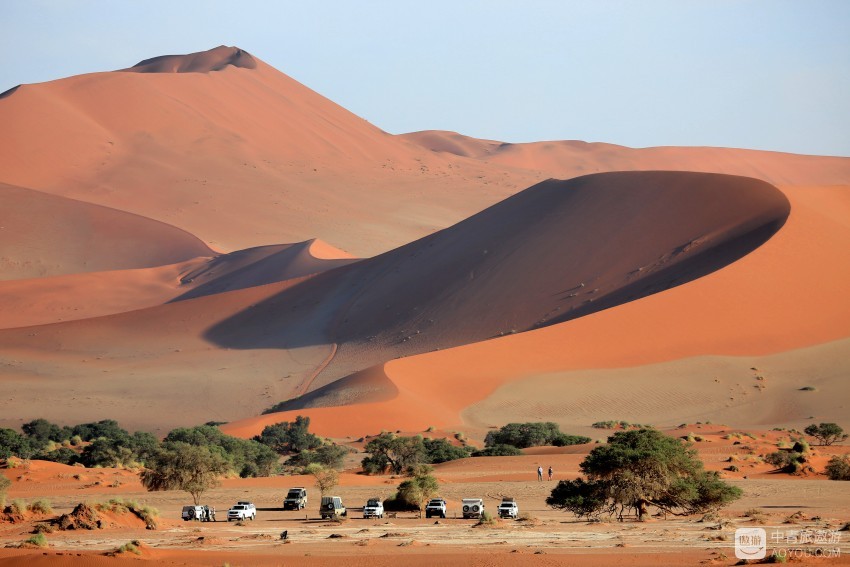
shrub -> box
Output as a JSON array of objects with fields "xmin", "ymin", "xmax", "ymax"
[
  {"xmin": 765, "ymin": 451, "xmax": 805, "ymax": 474},
  {"xmin": 116, "ymin": 540, "xmax": 142, "ymax": 555},
  {"xmin": 485, "ymin": 422, "xmax": 590, "ymax": 449},
  {"xmin": 476, "ymin": 510, "xmax": 496, "ymax": 525},
  {"xmin": 28, "ymin": 499, "xmax": 53, "ymax": 514},
  {"xmin": 361, "ymin": 433, "xmax": 425, "ymax": 475},
  {"xmin": 825, "ymin": 455, "xmax": 850, "ymax": 481},
  {"xmin": 22, "ymin": 532, "xmax": 47, "ymax": 548},
  {"xmin": 0, "ymin": 473, "xmax": 9, "ymax": 507},
  {"xmin": 804, "ymin": 423, "xmax": 848, "ymax": 446},
  {"xmin": 471, "ymin": 444, "xmax": 522, "ymax": 457},
  {"xmin": 422, "ymin": 438, "xmax": 474, "ymax": 463}
]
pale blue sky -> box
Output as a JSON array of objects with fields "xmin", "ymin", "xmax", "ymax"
[{"xmin": 2, "ymin": 1, "xmax": 848, "ymax": 156}]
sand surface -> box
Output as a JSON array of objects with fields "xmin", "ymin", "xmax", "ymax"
[{"xmin": 1, "ymin": 45, "xmax": 849, "ymax": 564}]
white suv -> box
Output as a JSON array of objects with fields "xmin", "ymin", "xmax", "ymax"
[
  {"xmin": 425, "ymin": 498, "xmax": 447, "ymax": 519},
  {"xmin": 497, "ymin": 498, "xmax": 519, "ymax": 519},
  {"xmin": 227, "ymin": 501, "xmax": 256, "ymax": 521},
  {"xmin": 363, "ymin": 498, "xmax": 384, "ymax": 519}
]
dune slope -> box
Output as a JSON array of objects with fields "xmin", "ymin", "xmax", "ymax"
[
  {"xmin": 206, "ymin": 171, "xmax": 790, "ymax": 390},
  {"xmin": 0, "ymin": 182, "xmax": 212, "ymax": 281}
]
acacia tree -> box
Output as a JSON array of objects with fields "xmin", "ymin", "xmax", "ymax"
[
  {"xmin": 361, "ymin": 433, "xmax": 425, "ymax": 475},
  {"xmin": 306, "ymin": 463, "xmax": 339, "ymax": 496},
  {"xmin": 547, "ymin": 429, "xmax": 741, "ymax": 521},
  {"xmin": 140, "ymin": 442, "xmax": 230, "ymax": 505},
  {"xmin": 804, "ymin": 423, "xmax": 847, "ymax": 446},
  {"xmin": 395, "ymin": 466, "xmax": 439, "ymax": 513}
]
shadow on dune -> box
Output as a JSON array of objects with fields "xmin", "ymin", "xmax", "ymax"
[{"xmin": 203, "ymin": 171, "xmax": 791, "ymax": 390}]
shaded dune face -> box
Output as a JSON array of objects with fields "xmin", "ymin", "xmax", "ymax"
[
  {"xmin": 119, "ymin": 45, "xmax": 257, "ymax": 73},
  {"xmin": 0, "ymin": 183, "xmax": 214, "ymax": 281},
  {"xmin": 205, "ymin": 171, "xmax": 790, "ymax": 390}
]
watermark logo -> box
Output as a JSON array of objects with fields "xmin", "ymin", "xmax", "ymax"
[{"xmin": 735, "ymin": 527, "xmax": 767, "ymax": 560}]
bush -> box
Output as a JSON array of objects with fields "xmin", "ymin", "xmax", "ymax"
[
  {"xmin": 825, "ymin": 455, "xmax": 850, "ymax": 481},
  {"xmin": 476, "ymin": 510, "xmax": 496, "ymax": 525},
  {"xmin": 165, "ymin": 425, "xmax": 278, "ymax": 477},
  {"xmin": 0, "ymin": 473, "xmax": 9, "ymax": 507},
  {"xmin": 485, "ymin": 422, "xmax": 590, "ymax": 449},
  {"xmin": 552, "ymin": 434, "xmax": 593, "ymax": 447},
  {"xmin": 22, "ymin": 532, "xmax": 47, "ymax": 548},
  {"xmin": 765, "ymin": 451, "xmax": 805, "ymax": 474},
  {"xmin": 423, "ymin": 438, "xmax": 474, "ymax": 463},
  {"xmin": 471, "ymin": 444, "xmax": 522, "ymax": 457},
  {"xmin": 28, "ymin": 499, "xmax": 53, "ymax": 514},
  {"xmin": 115, "ymin": 540, "xmax": 142, "ymax": 555}
]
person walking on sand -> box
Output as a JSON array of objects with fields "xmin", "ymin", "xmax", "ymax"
[
  {"xmin": 537, "ymin": 465, "xmax": 543, "ymax": 481},
  {"xmin": 548, "ymin": 465, "xmax": 553, "ymax": 481}
]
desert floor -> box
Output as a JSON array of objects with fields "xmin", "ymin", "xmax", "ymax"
[{"xmin": 2, "ymin": 428, "xmax": 849, "ymax": 566}]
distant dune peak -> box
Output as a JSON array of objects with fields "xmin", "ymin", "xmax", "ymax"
[{"xmin": 120, "ymin": 45, "xmax": 257, "ymax": 74}]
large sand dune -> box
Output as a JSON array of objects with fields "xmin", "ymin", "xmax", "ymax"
[{"xmin": 0, "ymin": 46, "xmax": 848, "ymax": 438}]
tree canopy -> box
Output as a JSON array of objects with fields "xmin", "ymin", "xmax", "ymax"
[
  {"xmin": 804, "ymin": 423, "xmax": 847, "ymax": 446},
  {"xmin": 547, "ymin": 429, "xmax": 741, "ymax": 521},
  {"xmin": 140, "ymin": 442, "xmax": 230, "ymax": 505}
]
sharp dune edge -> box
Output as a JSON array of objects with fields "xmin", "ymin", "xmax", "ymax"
[{"xmin": 0, "ymin": 46, "xmax": 848, "ymax": 440}]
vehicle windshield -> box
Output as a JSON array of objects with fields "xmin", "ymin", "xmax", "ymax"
[
  {"xmin": 287, "ymin": 491, "xmax": 301, "ymax": 497},
  {"xmin": 367, "ymin": 500, "xmax": 380, "ymax": 506}
]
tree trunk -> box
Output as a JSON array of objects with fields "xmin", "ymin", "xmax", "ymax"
[{"xmin": 637, "ymin": 500, "xmax": 649, "ymax": 521}]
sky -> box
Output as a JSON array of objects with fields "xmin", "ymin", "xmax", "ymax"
[{"xmin": 2, "ymin": 1, "xmax": 849, "ymax": 156}]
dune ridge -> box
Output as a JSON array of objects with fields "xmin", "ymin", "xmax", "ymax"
[{"xmin": 121, "ymin": 45, "xmax": 257, "ymax": 73}]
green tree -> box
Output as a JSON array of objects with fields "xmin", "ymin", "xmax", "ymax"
[
  {"xmin": 422, "ymin": 438, "xmax": 474, "ymax": 463},
  {"xmin": 305, "ymin": 463, "xmax": 339, "ymax": 496},
  {"xmin": 21, "ymin": 419, "xmax": 69, "ymax": 449},
  {"xmin": 253, "ymin": 416, "xmax": 321, "ymax": 454},
  {"xmin": 804, "ymin": 423, "xmax": 848, "ymax": 446},
  {"xmin": 361, "ymin": 433, "xmax": 425, "ymax": 475},
  {"xmin": 0, "ymin": 428, "xmax": 36, "ymax": 460},
  {"xmin": 140, "ymin": 442, "xmax": 230, "ymax": 505},
  {"xmin": 546, "ymin": 429, "xmax": 741, "ymax": 521},
  {"xmin": 395, "ymin": 466, "xmax": 439, "ymax": 512},
  {"xmin": 286, "ymin": 443, "xmax": 349, "ymax": 470},
  {"xmin": 165, "ymin": 425, "xmax": 278, "ymax": 478}
]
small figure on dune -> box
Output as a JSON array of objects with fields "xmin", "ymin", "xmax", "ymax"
[
  {"xmin": 537, "ymin": 465, "xmax": 543, "ymax": 481},
  {"xmin": 548, "ymin": 465, "xmax": 553, "ymax": 481}
]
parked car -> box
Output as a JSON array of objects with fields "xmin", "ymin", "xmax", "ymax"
[
  {"xmin": 181, "ymin": 505, "xmax": 206, "ymax": 521},
  {"xmin": 425, "ymin": 498, "xmax": 447, "ymax": 519},
  {"xmin": 362, "ymin": 498, "xmax": 384, "ymax": 519},
  {"xmin": 283, "ymin": 488, "xmax": 308, "ymax": 510},
  {"xmin": 320, "ymin": 496, "xmax": 347, "ymax": 520},
  {"xmin": 227, "ymin": 501, "xmax": 256, "ymax": 521},
  {"xmin": 462, "ymin": 498, "xmax": 485, "ymax": 519},
  {"xmin": 497, "ymin": 497, "xmax": 519, "ymax": 519}
]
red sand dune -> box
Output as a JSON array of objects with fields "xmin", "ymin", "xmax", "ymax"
[
  {"xmin": 0, "ymin": 182, "xmax": 211, "ymax": 281},
  {"xmin": 0, "ymin": 46, "xmax": 848, "ymax": 439}
]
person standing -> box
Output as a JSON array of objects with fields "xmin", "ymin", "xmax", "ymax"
[
  {"xmin": 548, "ymin": 465, "xmax": 553, "ymax": 481},
  {"xmin": 537, "ymin": 465, "xmax": 543, "ymax": 481}
]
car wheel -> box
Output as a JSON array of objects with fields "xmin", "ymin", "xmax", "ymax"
[
  {"xmin": 472, "ymin": 505, "xmax": 479, "ymax": 512},
  {"xmin": 463, "ymin": 505, "xmax": 470, "ymax": 513},
  {"xmin": 441, "ymin": 513, "xmax": 446, "ymax": 519}
]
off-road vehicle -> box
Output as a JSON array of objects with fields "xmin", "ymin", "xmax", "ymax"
[
  {"xmin": 362, "ymin": 498, "xmax": 384, "ymax": 519},
  {"xmin": 320, "ymin": 496, "xmax": 347, "ymax": 520},
  {"xmin": 283, "ymin": 487, "xmax": 308, "ymax": 510},
  {"xmin": 227, "ymin": 501, "xmax": 256, "ymax": 521},
  {"xmin": 461, "ymin": 498, "xmax": 485, "ymax": 519},
  {"xmin": 425, "ymin": 498, "xmax": 447, "ymax": 519},
  {"xmin": 497, "ymin": 497, "xmax": 519, "ymax": 519}
]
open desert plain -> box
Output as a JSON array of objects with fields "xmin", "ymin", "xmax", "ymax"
[{"xmin": 1, "ymin": 42, "xmax": 849, "ymax": 566}]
